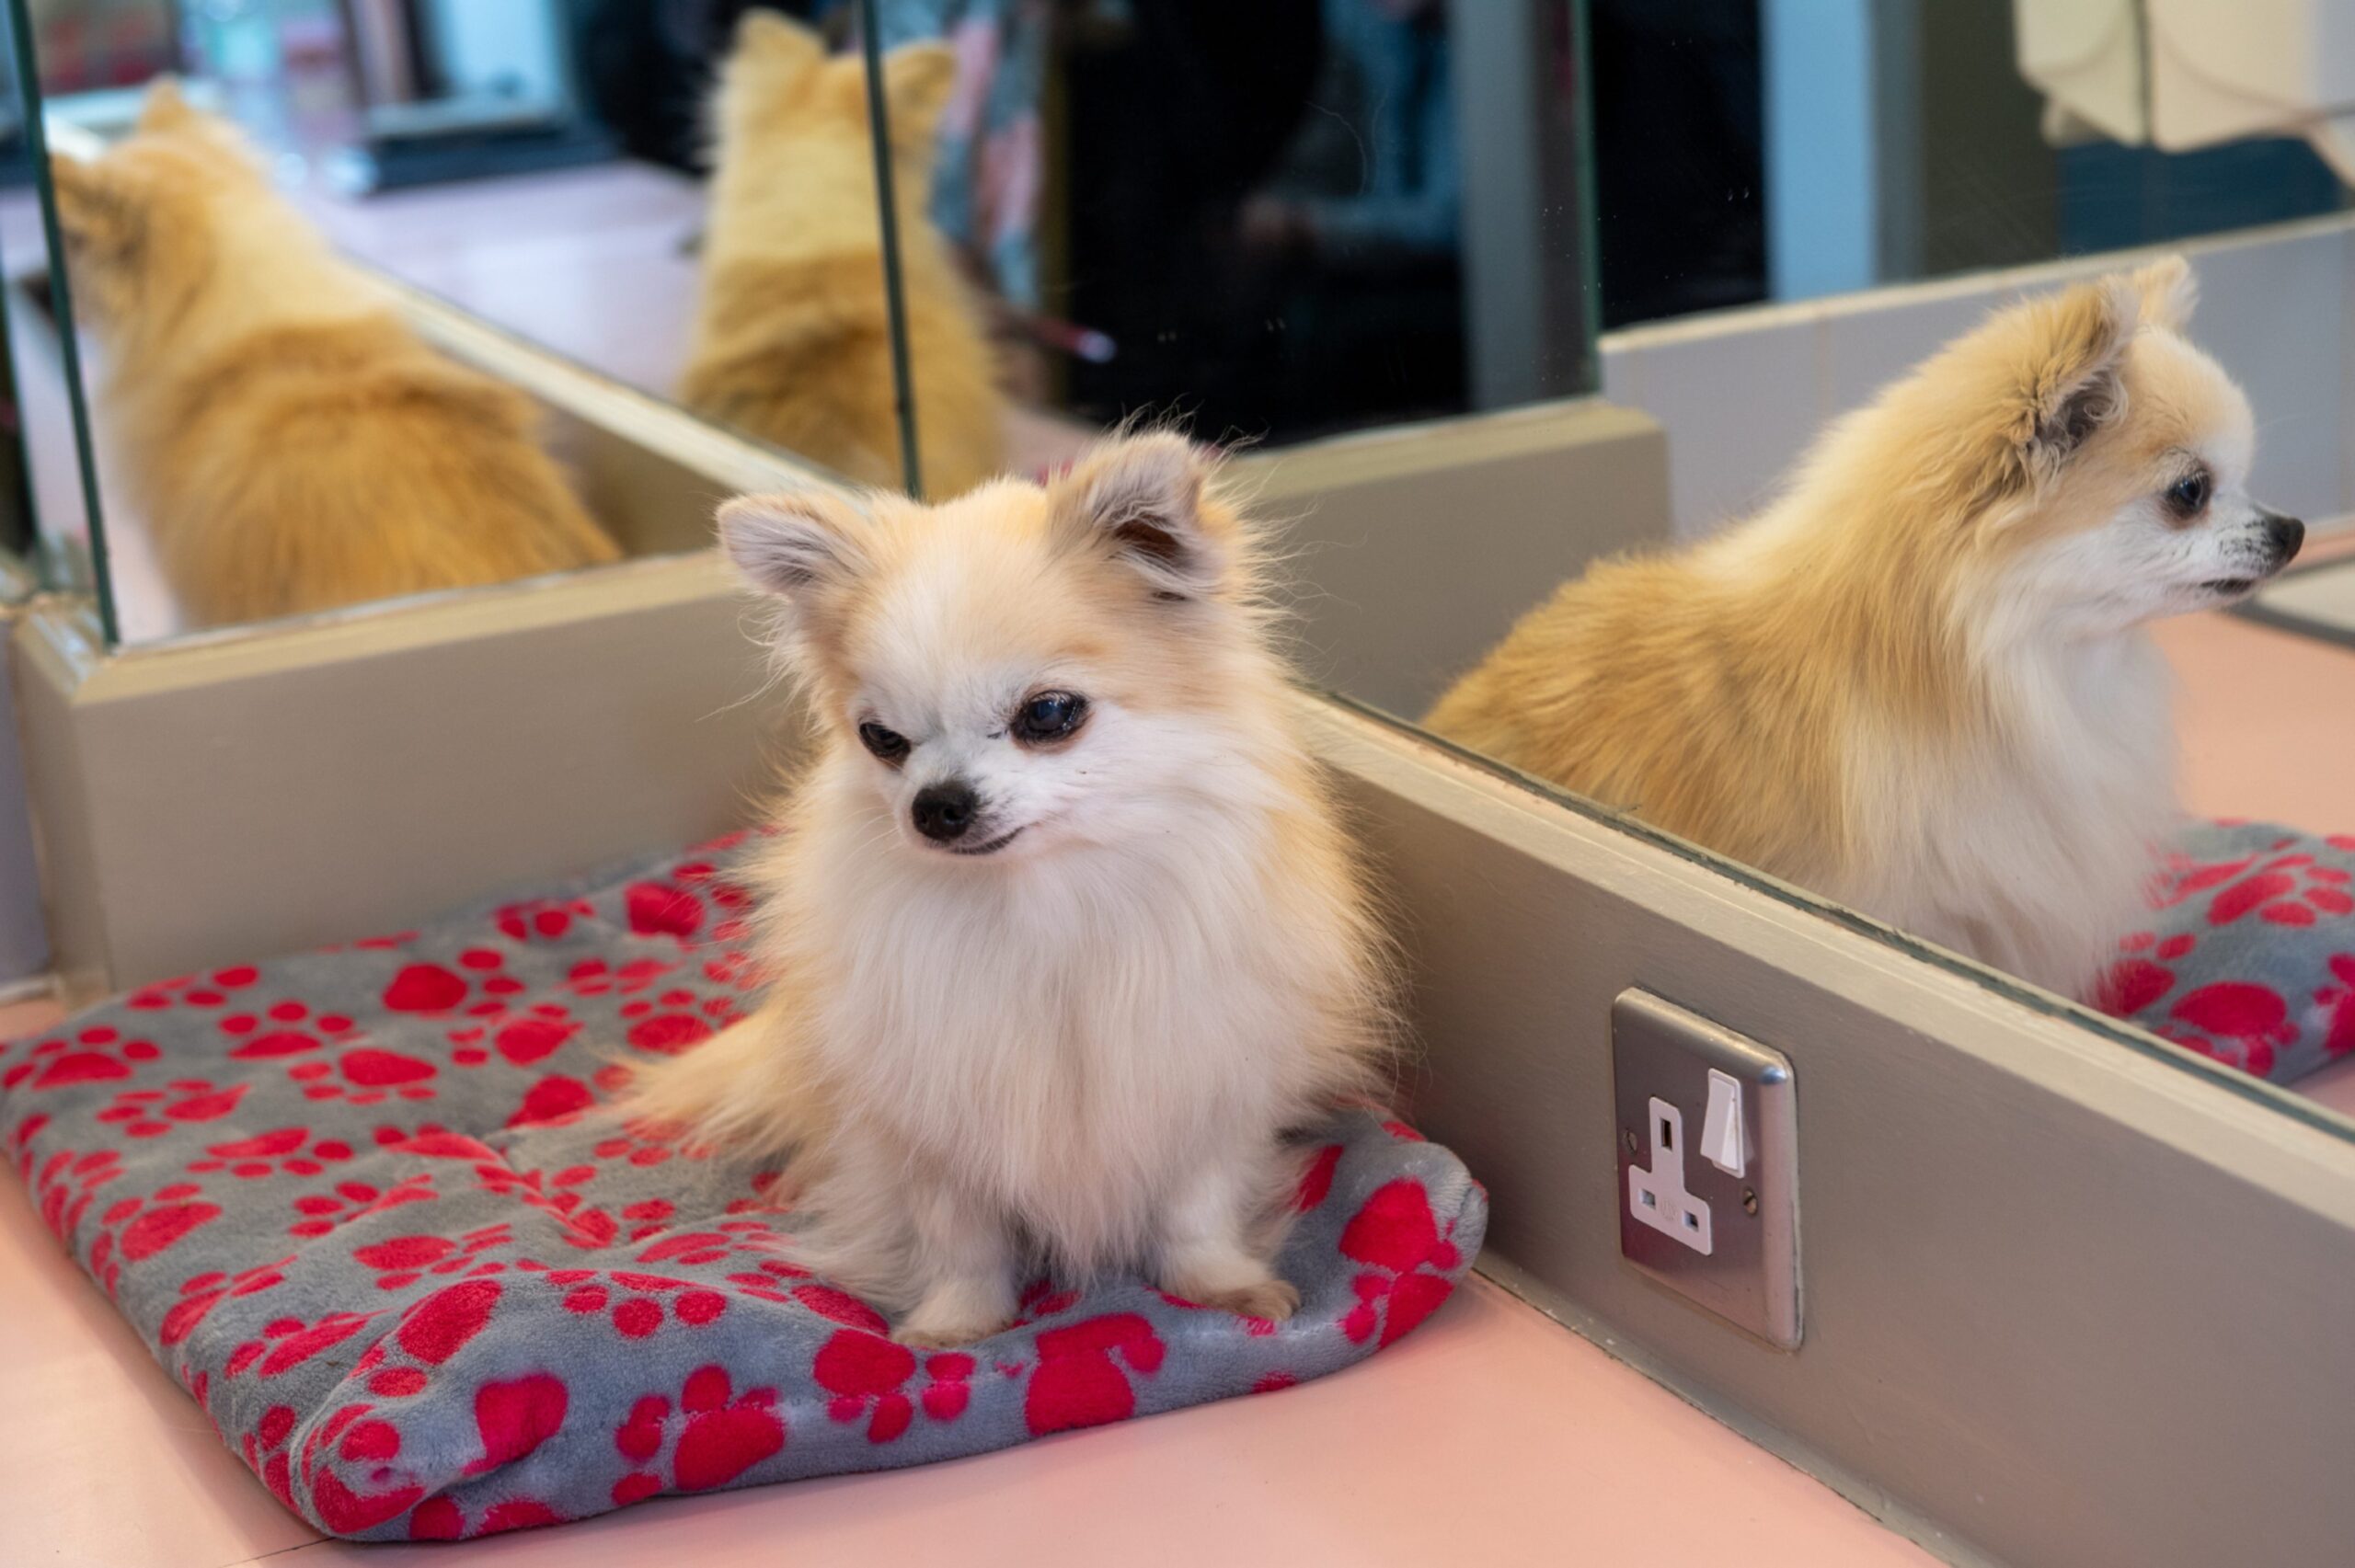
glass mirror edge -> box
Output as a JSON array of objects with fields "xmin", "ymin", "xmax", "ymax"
[
  {"xmin": 6, "ymin": 1, "xmax": 115, "ymax": 646},
  {"xmin": 855, "ymin": 0, "xmax": 923, "ymax": 499}
]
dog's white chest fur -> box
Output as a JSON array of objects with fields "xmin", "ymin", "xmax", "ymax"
[
  {"xmin": 1845, "ymin": 632, "xmax": 2177, "ymax": 996},
  {"xmin": 797, "ymin": 821, "xmax": 1310, "ymax": 1264}
]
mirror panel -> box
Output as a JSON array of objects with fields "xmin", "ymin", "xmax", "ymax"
[
  {"xmin": 12, "ymin": 0, "xmax": 909, "ymax": 643},
  {"xmin": 864, "ymin": 0, "xmax": 1594, "ymax": 491},
  {"xmin": 872, "ymin": 0, "xmax": 2355, "ymax": 1132}
]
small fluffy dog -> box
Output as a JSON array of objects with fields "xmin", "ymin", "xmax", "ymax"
[
  {"xmin": 681, "ymin": 14, "xmax": 1005, "ymax": 501},
  {"xmin": 626, "ymin": 433, "xmax": 1392, "ymax": 1345},
  {"xmin": 50, "ymin": 83, "xmax": 619, "ymax": 627},
  {"xmin": 1426, "ymin": 258, "xmax": 2303, "ymax": 1000}
]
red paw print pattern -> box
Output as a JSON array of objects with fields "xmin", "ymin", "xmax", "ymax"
[
  {"xmin": 1337, "ymin": 1179, "xmax": 1462, "ymax": 1348},
  {"xmin": 564, "ymin": 956, "xmax": 677, "ymax": 1001},
  {"xmin": 2, "ymin": 1026, "xmax": 161, "ymax": 1092},
  {"xmin": 93, "ymin": 1079, "xmax": 249, "ymax": 1139},
  {"xmin": 163, "ymin": 1256, "xmax": 292, "ymax": 1345},
  {"xmin": 223, "ymin": 1307, "xmax": 385, "ymax": 1381},
  {"xmin": 299, "ymin": 1403, "xmax": 426, "ymax": 1534},
  {"xmin": 195, "ymin": 1126, "xmax": 360, "ymax": 1181},
  {"xmin": 2312, "ymin": 955, "xmax": 2355, "ymax": 1059},
  {"xmin": 123, "ymin": 965, "xmax": 264, "ymax": 1013},
  {"xmin": 285, "ymin": 1170, "xmax": 434, "ymax": 1240},
  {"xmin": 2100, "ymin": 826, "xmax": 2355, "ymax": 1080},
  {"xmin": 383, "ymin": 951, "xmax": 526, "ymax": 1018},
  {"xmin": 89, "ymin": 1183, "xmax": 223, "ymax": 1297},
  {"xmin": 1294, "ymin": 1143, "xmax": 1346, "ymax": 1210},
  {"xmin": 1023, "ymin": 1313, "xmax": 1166, "ymax": 1436},
  {"xmin": 449, "ymin": 1005, "xmax": 581, "ymax": 1070},
  {"xmin": 2154, "ymin": 843, "xmax": 2354, "ymax": 929},
  {"xmin": 26, "ymin": 1143, "xmax": 123, "ymax": 1242},
  {"xmin": 496, "ymin": 895, "xmax": 596, "ymax": 944},
  {"xmin": 543, "ymin": 1265, "xmax": 730, "ymax": 1337},
  {"xmin": 242, "ymin": 1403, "xmax": 303, "ymax": 1510},
  {"xmin": 350, "ymin": 1223, "xmax": 512, "ymax": 1289},
  {"xmin": 620, "ymin": 985, "xmax": 743, "ymax": 1057},
  {"xmin": 220, "ymin": 999, "xmax": 360, "ymax": 1063},
  {"xmin": 626, "ymin": 880, "xmax": 706, "ymax": 940},
  {"xmin": 611, "ymin": 1365, "xmax": 787, "ymax": 1504},
  {"xmin": 811, "ymin": 1330, "xmax": 976, "ymax": 1441}
]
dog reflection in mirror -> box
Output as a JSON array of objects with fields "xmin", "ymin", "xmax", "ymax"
[
  {"xmin": 48, "ymin": 82, "xmax": 618, "ymax": 628},
  {"xmin": 681, "ymin": 12, "xmax": 1004, "ymax": 501},
  {"xmin": 621, "ymin": 434, "xmax": 1395, "ymax": 1346},
  {"xmin": 1428, "ymin": 258, "xmax": 2301, "ymax": 1000}
]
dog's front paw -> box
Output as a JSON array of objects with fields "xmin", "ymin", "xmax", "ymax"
[
  {"xmin": 1187, "ymin": 1276, "xmax": 1300, "ymax": 1324},
  {"xmin": 892, "ymin": 1318, "xmax": 1006, "ymax": 1351}
]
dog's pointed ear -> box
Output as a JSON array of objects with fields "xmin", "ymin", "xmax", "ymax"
[
  {"xmin": 137, "ymin": 76, "xmax": 196, "ymax": 134},
  {"xmin": 48, "ymin": 154, "xmax": 143, "ymax": 257},
  {"xmin": 732, "ymin": 8, "xmax": 825, "ymax": 73},
  {"xmin": 2129, "ymin": 255, "xmax": 2196, "ymax": 332},
  {"xmin": 2007, "ymin": 274, "xmax": 2138, "ymax": 485},
  {"xmin": 882, "ymin": 40, "xmax": 958, "ymax": 149},
  {"xmin": 718, "ymin": 488, "xmax": 873, "ymax": 636},
  {"xmin": 1051, "ymin": 433, "xmax": 1236, "ymax": 601}
]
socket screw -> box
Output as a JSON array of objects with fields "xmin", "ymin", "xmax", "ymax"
[
  {"xmin": 1741, "ymin": 1186, "xmax": 1759, "ymax": 1215},
  {"xmin": 1622, "ymin": 1127, "xmax": 1638, "ymax": 1155}
]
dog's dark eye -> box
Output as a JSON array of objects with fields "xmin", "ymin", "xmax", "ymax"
[
  {"xmin": 857, "ymin": 721, "xmax": 910, "ymax": 764},
  {"xmin": 1012, "ymin": 691, "xmax": 1087, "ymax": 744},
  {"xmin": 2165, "ymin": 471, "xmax": 2211, "ymax": 519}
]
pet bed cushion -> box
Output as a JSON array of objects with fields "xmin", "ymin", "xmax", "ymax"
[
  {"xmin": 0, "ymin": 833, "xmax": 1485, "ymax": 1542},
  {"xmin": 2097, "ymin": 820, "xmax": 2355, "ymax": 1082}
]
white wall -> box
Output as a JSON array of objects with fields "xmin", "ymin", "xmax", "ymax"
[
  {"xmin": 1603, "ymin": 215, "xmax": 2355, "ymax": 539},
  {"xmin": 426, "ymin": 0, "xmax": 563, "ymax": 104}
]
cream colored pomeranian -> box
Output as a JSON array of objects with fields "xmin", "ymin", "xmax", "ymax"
[
  {"xmin": 681, "ymin": 13, "xmax": 1005, "ymax": 501},
  {"xmin": 626, "ymin": 433, "xmax": 1393, "ymax": 1345},
  {"xmin": 49, "ymin": 83, "xmax": 618, "ymax": 627},
  {"xmin": 1428, "ymin": 258, "xmax": 2303, "ymax": 1000}
]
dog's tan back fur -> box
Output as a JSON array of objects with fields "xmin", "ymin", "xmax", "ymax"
[
  {"xmin": 51, "ymin": 84, "xmax": 619, "ymax": 626},
  {"xmin": 682, "ymin": 15, "xmax": 1004, "ymax": 499}
]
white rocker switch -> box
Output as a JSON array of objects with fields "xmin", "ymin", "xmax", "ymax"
[{"xmin": 1701, "ymin": 1068, "xmax": 1746, "ymax": 1177}]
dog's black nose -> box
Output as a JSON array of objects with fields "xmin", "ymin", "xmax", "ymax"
[
  {"xmin": 2262, "ymin": 509, "xmax": 2305, "ymax": 562},
  {"xmin": 912, "ymin": 783, "xmax": 977, "ymax": 842}
]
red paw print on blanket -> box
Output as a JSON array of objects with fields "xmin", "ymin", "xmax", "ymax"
[
  {"xmin": 162, "ymin": 1255, "xmax": 293, "ymax": 1345},
  {"xmin": 92, "ymin": 1078, "xmax": 250, "ymax": 1139},
  {"xmin": 122, "ymin": 965, "xmax": 264, "ymax": 1013},
  {"xmin": 1, "ymin": 1026, "xmax": 161, "ymax": 1091},
  {"xmin": 1337, "ymin": 1179, "xmax": 1463, "ymax": 1347},
  {"xmin": 449, "ymin": 1004, "xmax": 583, "ymax": 1070},
  {"xmin": 1023, "ymin": 1313, "xmax": 1167, "ymax": 1436},
  {"xmin": 611, "ymin": 1365, "xmax": 787, "ymax": 1505},
  {"xmin": 2097, "ymin": 841, "xmax": 2355, "ymax": 1077},
  {"xmin": 25, "ymin": 1143, "xmax": 122, "ymax": 1238},
  {"xmin": 813, "ymin": 1329, "xmax": 977, "ymax": 1441},
  {"xmin": 495, "ymin": 895, "xmax": 597, "ymax": 944},
  {"xmin": 90, "ymin": 1182, "xmax": 223, "ymax": 1297},
  {"xmin": 217, "ymin": 999, "xmax": 360, "ymax": 1062}
]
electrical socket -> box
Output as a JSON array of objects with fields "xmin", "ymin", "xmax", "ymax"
[
  {"xmin": 1626, "ymin": 1096, "xmax": 1713, "ymax": 1253},
  {"xmin": 1613, "ymin": 989, "xmax": 1800, "ymax": 1349}
]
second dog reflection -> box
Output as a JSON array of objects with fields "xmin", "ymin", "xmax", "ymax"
[
  {"xmin": 51, "ymin": 84, "xmax": 620, "ymax": 626},
  {"xmin": 1429, "ymin": 259, "xmax": 2302, "ymax": 1001},
  {"xmin": 681, "ymin": 14, "xmax": 1005, "ymax": 501}
]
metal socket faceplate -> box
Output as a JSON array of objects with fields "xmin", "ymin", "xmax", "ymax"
[{"xmin": 1612, "ymin": 988, "xmax": 1801, "ymax": 1349}]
